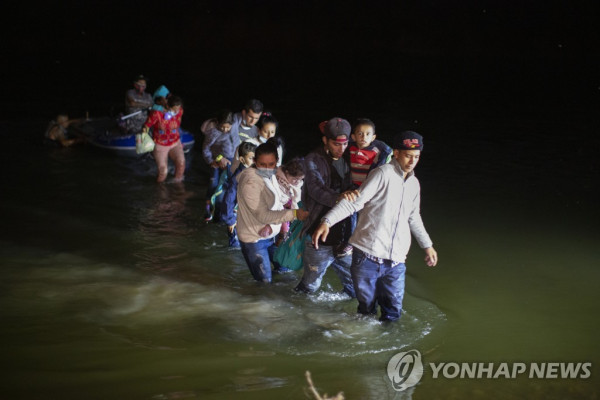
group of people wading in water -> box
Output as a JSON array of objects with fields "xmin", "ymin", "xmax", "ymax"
[{"xmin": 48, "ymin": 75, "xmax": 439, "ymax": 322}]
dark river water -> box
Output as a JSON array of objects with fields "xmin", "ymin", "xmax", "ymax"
[{"xmin": 1, "ymin": 103, "xmax": 598, "ymax": 399}]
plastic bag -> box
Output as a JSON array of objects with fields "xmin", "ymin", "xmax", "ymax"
[
  {"xmin": 135, "ymin": 132, "xmax": 155, "ymax": 154},
  {"xmin": 273, "ymin": 219, "xmax": 306, "ymax": 271}
]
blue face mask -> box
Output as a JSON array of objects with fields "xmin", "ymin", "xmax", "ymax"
[{"xmin": 256, "ymin": 167, "xmax": 276, "ymax": 179}]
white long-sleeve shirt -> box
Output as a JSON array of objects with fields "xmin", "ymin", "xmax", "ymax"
[{"xmin": 323, "ymin": 158, "xmax": 433, "ymax": 263}]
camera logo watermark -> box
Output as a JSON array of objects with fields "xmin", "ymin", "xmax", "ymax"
[
  {"xmin": 387, "ymin": 349, "xmax": 592, "ymax": 392},
  {"xmin": 387, "ymin": 350, "xmax": 424, "ymax": 391}
]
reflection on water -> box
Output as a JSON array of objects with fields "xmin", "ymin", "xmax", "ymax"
[{"xmin": 1, "ymin": 120, "xmax": 598, "ymax": 399}]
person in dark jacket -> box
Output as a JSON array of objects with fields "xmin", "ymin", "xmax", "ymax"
[
  {"xmin": 220, "ymin": 141, "xmax": 257, "ymax": 248},
  {"xmin": 294, "ymin": 118, "xmax": 358, "ymax": 297}
]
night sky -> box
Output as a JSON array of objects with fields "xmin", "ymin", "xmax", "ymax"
[{"xmin": 4, "ymin": 1, "xmax": 599, "ymax": 128}]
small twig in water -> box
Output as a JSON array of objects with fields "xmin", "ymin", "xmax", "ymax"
[{"xmin": 305, "ymin": 370, "xmax": 344, "ymax": 400}]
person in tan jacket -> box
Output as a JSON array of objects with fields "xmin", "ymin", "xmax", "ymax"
[{"xmin": 236, "ymin": 142, "xmax": 309, "ymax": 283}]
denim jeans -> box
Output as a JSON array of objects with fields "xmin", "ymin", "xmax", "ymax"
[
  {"xmin": 240, "ymin": 238, "xmax": 278, "ymax": 283},
  {"xmin": 295, "ymin": 238, "xmax": 356, "ymax": 297},
  {"xmin": 228, "ymin": 226, "xmax": 241, "ymax": 249},
  {"xmin": 351, "ymin": 248, "xmax": 406, "ymax": 321}
]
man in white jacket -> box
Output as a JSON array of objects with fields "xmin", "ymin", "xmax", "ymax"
[{"xmin": 312, "ymin": 131, "xmax": 438, "ymax": 321}]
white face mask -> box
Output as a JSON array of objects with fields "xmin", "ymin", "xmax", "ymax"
[{"xmin": 255, "ymin": 167, "xmax": 276, "ymax": 179}]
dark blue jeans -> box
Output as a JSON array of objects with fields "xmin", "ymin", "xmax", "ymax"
[
  {"xmin": 240, "ymin": 238, "xmax": 278, "ymax": 283},
  {"xmin": 351, "ymin": 248, "xmax": 406, "ymax": 321},
  {"xmin": 295, "ymin": 238, "xmax": 356, "ymax": 297}
]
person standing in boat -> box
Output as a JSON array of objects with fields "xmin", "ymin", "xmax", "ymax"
[
  {"xmin": 125, "ymin": 75, "xmax": 153, "ymax": 134},
  {"xmin": 142, "ymin": 96, "xmax": 186, "ymax": 183}
]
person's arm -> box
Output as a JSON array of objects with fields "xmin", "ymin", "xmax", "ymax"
[
  {"xmin": 221, "ymin": 172, "xmax": 239, "ymax": 228},
  {"xmin": 47, "ymin": 125, "xmax": 77, "ymax": 147},
  {"xmin": 142, "ymin": 111, "xmax": 158, "ymax": 132},
  {"xmin": 407, "ymin": 183, "xmax": 437, "ymax": 266},
  {"xmin": 240, "ymin": 174, "xmax": 305, "ymax": 225},
  {"xmin": 304, "ymin": 156, "xmax": 340, "ymax": 208},
  {"xmin": 312, "ymin": 168, "xmax": 384, "ymax": 247},
  {"xmin": 230, "ymin": 113, "xmax": 242, "ymax": 151},
  {"xmin": 202, "ymin": 129, "xmax": 220, "ymax": 164},
  {"xmin": 126, "ymin": 91, "xmax": 153, "ymax": 108},
  {"xmin": 372, "ymin": 140, "xmax": 393, "ymax": 169}
]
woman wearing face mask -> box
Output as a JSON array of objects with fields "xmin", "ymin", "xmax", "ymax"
[{"xmin": 236, "ymin": 142, "xmax": 309, "ymax": 283}]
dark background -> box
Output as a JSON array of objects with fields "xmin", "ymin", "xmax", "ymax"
[
  {"xmin": 5, "ymin": 0, "xmax": 599, "ymax": 121},
  {"xmin": 3, "ymin": 0, "xmax": 599, "ymax": 205}
]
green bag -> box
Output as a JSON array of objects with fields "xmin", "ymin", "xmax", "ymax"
[
  {"xmin": 273, "ymin": 218, "xmax": 306, "ymax": 271},
  {"xmin": 135, "ymin": 132, "xmax": 155, "ymax": 154}
]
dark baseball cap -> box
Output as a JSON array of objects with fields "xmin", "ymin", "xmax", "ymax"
[
  {"xmin": 392, "ymin": 131, "xmax": 424, "ymax": 151},
  {"xmin": 320, "ymin": 118, "xmax": 351, "ymax": 142}
]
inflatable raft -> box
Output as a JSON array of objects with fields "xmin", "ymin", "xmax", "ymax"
[{"xmin": 72, "ymin": 117, "xmax": 195, "ymax": 157}]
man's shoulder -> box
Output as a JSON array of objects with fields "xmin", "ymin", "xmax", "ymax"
[{"xmin": 305, "ymin": 148, "xmax": 328, "ymax": 169}]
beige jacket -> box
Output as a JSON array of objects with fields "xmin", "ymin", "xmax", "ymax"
[{"xmin": 236, "ymin": 167, "xmax": 295, "ymax": 243}]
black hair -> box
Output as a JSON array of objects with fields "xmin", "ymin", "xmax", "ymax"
[
  {"xmin": 167, "ymin": 96, "xmax": 183, "ymax": 108},
  {"xmin": 216, "ymin": 109, "xmax": 234, "ymax": 125},
  {"xmin": 353, "ymin": 118, "xmax": 376, "ymax": 133},
  {"xmin": 281, "ymin": 157, "xmax": 305, "ymax": 178},
  {"xmin": 255, "ymin": 142, "xmax": 279, "ymax": 162},
  {"xmin": 238, "ymin": 141, "xmax": 257, "ymax": 158},
  {"xmin": 267, "ymin": 136, "xmax": 285, "ymax": 159},
  {"xmin": 258, "ymin": 112, "xmax": 278, "ymax": 130},
  {"xmin": 245, "ymin": 98, "xmax": 264, "ymax": 114}
]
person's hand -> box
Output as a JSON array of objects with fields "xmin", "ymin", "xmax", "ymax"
[
  {"xmin": 312, "ymin": 223, "xmax": 330, "ymax": 249},
  {"xmin": 337, "ymin": 190, "xmax": 360, "ymax": 203},
  {"xmin": 295, "ymin": 208, "xmax": 309, "ymax": 221},
  {"xmin": 228, "ymin": 224, "xmax": 236, "ymax": 234},
  {"xmin": 218, "ymin": 158, "xmax": 231, "ymax": 169},
  {"xmin": 275, "ymin": 232, "xmax": 286, "ymax": 247},
  {"xmin": 424, "ymin": 247, "xmax": 438, "ymax": 267},
  {"xmin": 258, "ymin": 225, "xmax": 273, "ymax": 238}
]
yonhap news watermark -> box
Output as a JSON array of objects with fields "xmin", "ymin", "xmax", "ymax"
[{"xmin": 387, "ymin": 349, "xmax": 592, "ymax": 392}]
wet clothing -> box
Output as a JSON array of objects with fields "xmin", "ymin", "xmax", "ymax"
[
  {"xmin": 349, "ymin": 139, "xmax": 392, "ymax": 187},
  {"xmin": 321, "ymin": 157, "xmax": 433, "ymax": 321},
  {"xmin": 221, "ymin": 163, "xmax": 249, "ymax": 248},
  {"xmin": 295, "ymin": 146, "xmax": 355, "ymax": 295},
  {"xmin": 144, "ymin": 109, "xmax": 183, "ymax": 147},
  {"xmin": 153, "ymin": 140, "xmax": 185, "ymax": 182},
  {"xmin": 44, "ymin": 121, "xmax": 68, "ymax": 145},
  {"xmin": 236, "ymin": 167, "xmax": 295, "ymax": 244},
  {"xmin": 237, "ymin": 167, "xmax": 295, "ymax": 282},
  {"xmin": 125, "ymin": 89, "xmax": 153, "ymax": 133},
  {"xmin": 351, "ymin": 248, "xmax": 405, "ymax": 321},
  {"xmin": 240, "ymin": 237, "xmax": 278, "ymax": 283},
  {"xmin": 202, "ymin": 126, "xmax": 236, "ymax": 222},
  {"xmin": 295, "ymin": 238, "xmax": 356, "ymax": 297}
]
